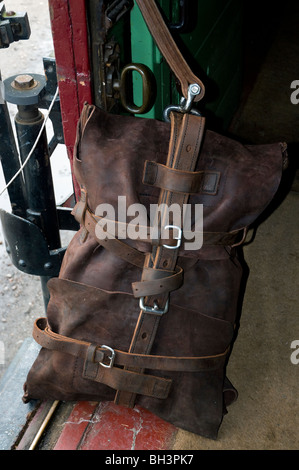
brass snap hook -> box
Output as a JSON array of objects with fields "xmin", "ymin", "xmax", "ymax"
[{"xmin": 120, "ymin": 63, "xmax": 157, "ymax": 114}]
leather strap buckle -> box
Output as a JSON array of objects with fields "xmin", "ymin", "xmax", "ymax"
[
  {"xmin": 163, "ymin": 224, "xmax": 182, "ymax": 249},
  {"xmin": 99, "ymin": 345, "xmax": 115, "ymax": 368},
  {"xmin": 139, "ymin": 297, "xmax": 169, "ymax": 315}
]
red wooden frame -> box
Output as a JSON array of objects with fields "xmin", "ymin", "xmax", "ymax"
[{"xmin": 48, "ymin": 0, "xmax": 93, "ymax": 198}]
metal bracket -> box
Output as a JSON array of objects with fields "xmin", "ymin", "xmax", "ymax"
[
  {"xmin": 41, "ymin": 57, "xmax": 65, "ymax": 149},
  {"xmin": 103, "ymin": 40, "xmax": 121, "ymax": 103},
  {"xmin": 3, "ymin": 57, "xmax": 64, "ymax": 153},
  {"xmin": 105, "ymin": 0, "xmax": 133, "ymax": 30},
  {"xmin": 0, "ymin": 2, "xmax": 30, "ymax": 48},
  {"xmin": 0, "ymin": 62, "xmax": 76, "ymax": 309},
  {"xmin": 169, "ymin": 0, "xmax": 191, "ymax": 33},
  {"xmin": 0, "ymin": 209, "xmax": 65, "ymax": 277},
  {"xmin": 87, "ymin": 0, "xmax": 133, "ymax": 111}
]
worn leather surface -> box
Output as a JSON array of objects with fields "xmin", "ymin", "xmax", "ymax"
[
  {"xmin": 135, "ymin": 0, "xmax": 205, "ymax": 102},
  {"xmin": 23, "ymin": 104, "xmax": 285, "ymax": 439}
]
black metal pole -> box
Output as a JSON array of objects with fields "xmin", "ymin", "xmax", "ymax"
[
  {"xmin": 14, "ymin": 103, "xmax": 61, "ymax": 308},
  {"xmin": 0, "ymin": 73, "xmax": 27, "ymax": 217},
  {"xmin": 15, "ymin": 104, "xmax": 61, "ymax": 250},
  {"xmin": 2, "ymin": 72, "xmax": 64, "ymax": 309}
]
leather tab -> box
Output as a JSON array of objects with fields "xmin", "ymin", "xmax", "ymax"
[
  {"xmin": 82, "ymin": 361, "xmax": 172, "ymax": 400},
  {"xmin": 143, "ymin": 160, "xmax": 220, "ymax": 195},
  {"xmin": 71, "ymin": 188, "xmax": 89, "ymax": 242},
  {"xmin": 132, "ymin": 265, "xmax": 183, "ymax": 298},
  {"xmin": 71, "ymin": 187, "xmax": 87, "ymax": 224},
  {"xmin": 83, "ymin": 344, "xmax": 99, "ymax": 380}
]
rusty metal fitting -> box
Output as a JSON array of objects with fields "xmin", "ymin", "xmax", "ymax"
[
  {"xmin": 4, "ymin": 10, "xmax": 16, "ymax": 17},
  {"xmin": 12, "ymin": 74, "xmax": 38, "ymax": 90},
  {"xmin": 4, "ymin": 73, "xmax": 46, "ymax": 105}
]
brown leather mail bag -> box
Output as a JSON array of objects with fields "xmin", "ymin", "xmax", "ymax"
[{"xmin": 23, "ymin": 1, "xmax": 286, "ymax": 439}]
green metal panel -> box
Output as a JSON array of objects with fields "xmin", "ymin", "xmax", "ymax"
[
  {"xmin": 130, "ymin": 1, "xmax": 171, "ymax": 119},
  {"xmin": 130, "ymin": 0, "xmax": 243, "ymax": 129}
]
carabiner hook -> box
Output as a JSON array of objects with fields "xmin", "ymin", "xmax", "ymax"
[{"xmin": 163, "ymin": 83, "xmax": 201, "ymax": 122}]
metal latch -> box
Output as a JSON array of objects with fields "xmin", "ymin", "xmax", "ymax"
[
  {"xmin": 105, "ymin": 0, "xmax": 134, "ymax": 29},
  {"xmin": 0, "ymin": 2, "xmax": 30, "ymax": 48}
]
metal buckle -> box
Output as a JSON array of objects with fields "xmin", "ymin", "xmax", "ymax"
[
  {"xmin": 163, "ymin": 224, "xmax": 182, "ymax": 249},
  {"xmin": 99, "ymin": 345, "xmax": 115, "ymax": 368},
  {"xmin": 139, "ymin": 297, "xmax": 169, "ymax": 315},
  {"xmin": 163, "ymin": 83, "xmax": 201, "ymax": 122}
]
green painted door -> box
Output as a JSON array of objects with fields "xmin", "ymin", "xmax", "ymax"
[{"xmin": 129, "ymin": 0, "xmax": 243, "ymax": 129}]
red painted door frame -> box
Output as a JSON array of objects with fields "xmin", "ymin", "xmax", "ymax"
[{"xmin": 48, "ymin": 0, "xmax": 93, "ymax": 198}]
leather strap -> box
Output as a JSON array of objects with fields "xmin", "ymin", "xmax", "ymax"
[
  {"xmin": 83, "ymin": 349, "xmax": 172, "ymax": 400},
  {"xmin": 72, "ymin": 190, "xmax": 146, "ymax": 269},
  {"xmin": 72, "ymin": 195, "xmax": 241, "ymax": 249},
  {"xmin": 135, "ymin": 0, "xmax": 205, "ymax": 102},
  {"xmin": 131, "ymin": 263, "xmax": 183, "ymax": 298},
  {"xmin": 115, "ymin": 112, "xmax": 206, "ymax": 407},
  {"xmin": 143, "ymin": 160, "xmax": 220, "ymax": 195},
  {"xmin": 33, "ymin": 317, "xmax": 228, "ymax": 372}
]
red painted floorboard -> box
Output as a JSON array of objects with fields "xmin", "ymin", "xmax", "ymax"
[
  {"xmin": 54, "ymin": 401, "xmax": 177, "ymax": 450},
  {"xmin": 54, "ymin": 401, "xmax": 98, "ymax": 450}
]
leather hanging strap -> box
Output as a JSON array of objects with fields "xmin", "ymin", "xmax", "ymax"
[
  {"xmin": 135, "ymin": 0, "xmax": 205, "ymax": 102},
  {"xmin": 115, "ymin": 111, "xmax": 205, "ymax": 407}
]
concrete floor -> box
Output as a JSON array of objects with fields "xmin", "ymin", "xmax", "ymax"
[
  {"xmin": 173, "ymin": 191, "xmax": 298, "ymax": 450},
  {"xmin": 172, "ymin": 1, "xmax": 299, "ymax": 450}
]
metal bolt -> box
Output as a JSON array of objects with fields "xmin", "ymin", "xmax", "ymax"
[
  {"xmin": 44, "ymin": 262, "xmax": 53, "ymax": 270},
  {"xmin": 190, "ymin": 84, "xmax": 200, "ymax": 95},
  {"xmin": 13, "ymin": 74, "xmax": 36, "ymax": 90}
]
